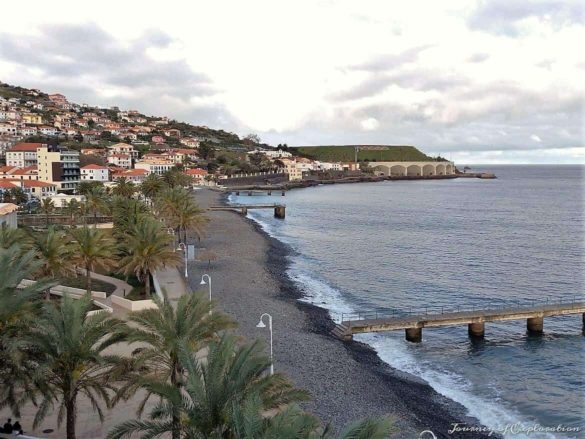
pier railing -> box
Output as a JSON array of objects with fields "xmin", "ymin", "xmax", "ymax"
[{"xmin": 338, "ymin": 295, "xmax": 584, "ymax": 324}]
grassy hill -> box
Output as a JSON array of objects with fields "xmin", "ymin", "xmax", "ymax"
[{"xmin": 292, "ymin": 145, "xmax": 433, "ymax": 162}]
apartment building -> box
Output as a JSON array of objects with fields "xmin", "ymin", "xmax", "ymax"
[
  {"xmin": 5, "ymin": 143, "xmax": 44, "ymax": 167},
  {"xmin": 81, "ymin": 164, "xmax": 109, "ymax": 182},
  {"xmin": 37, "ymin": 145, "xmax": 80, "ymax": 192}
]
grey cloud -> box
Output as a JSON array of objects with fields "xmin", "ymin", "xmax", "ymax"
[
  {"xmin": 0, "ymin": 23, "xmax": 216, "ymax": 97},
  {"xmin": 348, "ymin": 45, "xmax": 433, "ymax": 72},
  {"xmin": 467, "ymin": 53, "xmax": 490, "ymax": 63},
  {"xmin": 0, "ymin": 23, "xmax": 243, "ymax": 129},
  {"xmin": 468, "ymin": 0, "xmax": 584, "ymax": 36}
]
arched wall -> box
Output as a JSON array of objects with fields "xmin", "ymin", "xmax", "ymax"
[
  {"xmin": 373, "ymin": 165, "xmax": 391, "ymax": 176},
  {"xmin": 407, "ymin": 165, "xmax": 422, "ymax": 177},
  {"xmin": 422, "ymin": 164, "xmax": 435, "ymax": 176},
  {"xmin": 435, "ymin": 164, "xmax": 446, "ymax": 175},
  {"xmin": 390, "ymin": 165, "xmax": 407, "ymax": 176}
]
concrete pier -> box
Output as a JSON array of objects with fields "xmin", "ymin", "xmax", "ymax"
[
  {"xmin": 468, "ymin": 322, "xmax": 485, "ymax": 338},
  {"xmin": 405, "ymin": 327, "xmax": 422, "ymax": 343},
  {"xmin": 332, "ymin": 300, "xmax": 585, "ymax": 342},
  {"xmin": 527, "ymin": 316, "xmax": 544, "ymax": 334}
]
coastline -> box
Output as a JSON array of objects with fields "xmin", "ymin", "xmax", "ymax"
[{"xmin": 191, "ymin": 188, "xmax": 499, "ymax": 439}]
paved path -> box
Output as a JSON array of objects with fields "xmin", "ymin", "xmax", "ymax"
[
  {"xmin": 84, "ymin": 270, "xmax": 132, "ymax": 297},
  {"xmin": 154, "ymin": 266, "xmax": 190, "ymax": 305}
]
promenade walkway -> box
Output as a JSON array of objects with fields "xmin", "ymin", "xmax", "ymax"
[{"xmin": 154, "ymin": 265, "xmax": 190, "ymax": 305}]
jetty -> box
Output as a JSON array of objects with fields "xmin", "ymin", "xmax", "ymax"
[
  {"xmin": 332, "ymin": 297, "xmax": 585, "ymax": 342},
  {"xmin": 208, "ymin": 203, "xmax": 286, "ymax": 219}
]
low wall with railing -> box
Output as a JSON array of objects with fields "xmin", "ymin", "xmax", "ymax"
[{"xmin": 19, "ymin": 279, "xmax": 108, "ymax": 299}]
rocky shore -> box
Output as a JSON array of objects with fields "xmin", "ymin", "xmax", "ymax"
[{"xmin": 189, "ymin": 188, "xmax": 498, "ymax": 439}]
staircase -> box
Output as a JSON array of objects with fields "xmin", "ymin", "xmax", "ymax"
[{"xmin": 331, "ymin": 323, "xmax": 351, "ymax": 341}]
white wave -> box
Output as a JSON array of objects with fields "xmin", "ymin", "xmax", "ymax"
[{"xmin": 360, "ymin": 333, "xmax": 561, "ymax": 439}]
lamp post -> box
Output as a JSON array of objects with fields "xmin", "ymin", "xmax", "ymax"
[
  {"xmin": 200, "ymin": 274, "xmax": 212, "ymax": 315},
  {"xmin": 177, "ymin": 242, "xmax": 188, "ymax": 279},
  {"xmin": 256, "ymin": 313, "xmax": 273, "ymax": 375}
]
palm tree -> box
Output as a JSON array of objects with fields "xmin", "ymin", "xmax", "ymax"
[
  {"xmin": 27, "ymin": 295, "xmax": 127, "ymax": 439},
  {"xmin": 69, "ymin": 227, "xmax": 118, "ymax": 294},
  {"xmin": 155, "ymin": 187, "xmax": 207, "ymax": 243},
  {"xmin": 85, "ymin": 186, "xmax": 109, "ymax": 227},
  {"xmin": 112, "ymin": 177, "xmax": 135, "ymax": 198},
  {"xmin": 119, "ymin": 216, "xmax": 181, "ymax": 296},
  {"xmin": 112, "ymin": 293, "xmax": 235, "ymax": 437},
  {"xmin": 0, "ymin": 223, "xmax": 29, "ymax": 249},
  {"xmin": 108, "ymin": 334, "xmax": 310, "ymax": 439},
  {"xmin": 63, "ymin": 199, "xmax": 81, "ymax": 226},
  {"xmin": 40, "ymin": 198, "xmax": 55, "ymax": 226},
  {"xmin": 0, "ymin": 245, "xmax": 52, "ymax": 416},
  {"xmin": 140, "ymin": 173, "xmax": 165, "ymax": 202},
  {"xmin": 29, "ymin": 226, "xmax": 74, "ymax": 299}
]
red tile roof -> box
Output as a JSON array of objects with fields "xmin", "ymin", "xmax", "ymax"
[
  {"xmin": 8, "ymin": 142, "xmax": 44, "ymax": 152},
  {"xmin": 184, "ymin": 168, "xmax": 208, "ymax": 175},
  {"xmin": 81, "ymin": 164, "xmax": 108, "ymax": 170}
]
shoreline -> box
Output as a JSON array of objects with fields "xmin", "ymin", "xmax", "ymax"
[{"xmin": 193, "ymin": 188, "xmax": 498, "ymax": 438}]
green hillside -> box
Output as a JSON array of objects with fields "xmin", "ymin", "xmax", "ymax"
[{"xmin": 293, "ymin": 145, "xmax": 433, "ymax": 162}]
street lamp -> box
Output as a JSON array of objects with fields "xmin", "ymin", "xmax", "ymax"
[
  {"xmin": 177, "ymin": 242, "xmax": 188, "ymax": 279},
  {"xmin": 200, "ymin": 274, "xmax": 212, "ymax": 315},
  {"xmin": 256, "ymin": 313, "xmax": 274, "ymax": 375}
]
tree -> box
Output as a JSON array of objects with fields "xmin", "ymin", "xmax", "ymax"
[
  {"xmin": 112, "ymin": 293, "xmax": 235, "ymax": 438},
  {"xmin": 198, "ymin": 142, "xmax": 215, "ymax": 160},
  {"xmin": 69, "ymin": 227, "xmax": 118, "ymax": 294},
  {"xmin": 110, "ymin": 196, "xmax": 149, "ymax": 238},
  {"xmin": 112, "ymin": 177, "xmax": 135, "ymax": 198},
  {"xmin": 0, "ymin": 223, "xmax": 29, "ymax": 250},
  {"xmin": 29, "ymin": 226, "xmax": 74, "ymax": 300},
  {"xmin": 84, "ymin": 186, "xmax": 109, "ymax": 226},
  {"xmin": 155, "ymin": 187, "xmax": 207, "ymax": 243},
  {"xmin": 140, "ymin": 173, "xmax": 165, "ymax": 201},
  {"xmin": 77, "ymin": 180, "xmax": 104, "ymax": 196},
  {"xmin": 63, "ymin": 199, "xmax": 81, "ymax": 226},
  {"xmin": 119, "ymin": 216, "xmax": 181, "ymax": 296},
  {"xmin": 243, "ymin": 133, "xmax": 261, "ymax": 145},
  {"xmin": 0, "ymin": 245, "xmax": 51, "ymax": 416},
  {"xmin": 4, "ymin": 187, "xmax": 28, "ymax": 205},
  {"xmin": 108, "ymin": 334, "xmax": 310, "ymax": 439},
  {"xmin": 40, "ymin": 198, "xmax": 55, "ymax": 225},
  {"xmin": 27, "ymin": 296, "xmax": 127, "ymax": 439}
]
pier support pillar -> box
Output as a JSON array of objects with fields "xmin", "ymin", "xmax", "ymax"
[
  {"xmin": 468, "ymin": 322, "xmax": 485, "ymax": 338},
  {"xmin": 235, "ymin": 191, "xmax": 240, "ymax": 196},
  {"xmin": 248, "ymin": 191, "xmax": 252, "ymax": 196},
  {"xmin": 274, "ymin": 206, "xmax": 286, "ymax": 219},
  {"xmin": 241, "ymin": 207, "xmax": 248, "ymax": 215},
  {"xmin": 282, "ymin": 191, "xmax": 286, "ymax": 196},
  {"xmin": 268, "ymin": 190, "xmax": 272, "ymax": 195},
  {"xmin": 405, "ymin": 327, "xmax": 422, "ymax": 343},
  {"xmin": 527, "ymin": 316, "xmax": 544, "ymax": 334}
]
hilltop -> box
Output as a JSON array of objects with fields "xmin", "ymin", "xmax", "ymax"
[{"xmin": 293, "ymin": 145, "xmax": 436, "ymax": 162}]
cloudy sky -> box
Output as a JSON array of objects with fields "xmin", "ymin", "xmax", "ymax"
[{"xmin": 1, "ymin": 0, "xmax": 583, "ymax": 163}]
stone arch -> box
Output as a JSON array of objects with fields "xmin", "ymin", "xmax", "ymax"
[
  {"xmin": 422, "ymin": 164, "xmax": 435, "ymax": 176},
  {"xmin": 390, "ymin": 165, "xmax": 407, "ymax": 176},
  {"xmin": 407, "ymin": 164, "xmax": 422, "ymax": 177},
  {"xmin": 372, "ymin": 165, "xmax": 391, "ymax": 176},
  {"xmin": 445, "ymin": 164, "xmax": 453, "ymax": 174},
  {"xmin": 435, "ymin": 163, "xmax": 446, "ymax": 175}
]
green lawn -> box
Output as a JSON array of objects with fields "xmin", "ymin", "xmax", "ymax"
[{"xmin": 293, "ymin": 145, "xmax": 434, "ymax": 162}]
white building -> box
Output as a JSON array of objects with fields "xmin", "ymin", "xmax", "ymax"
[
  {"xmin": 81, "ymin": 164, "xmax": 109, "ymax": 182},
  {"xmin": 135, "ymin": 158, "xmax": 175, "ymax": 175},
  {"xmin": 107, "ymin": 153, "xmax": 132, "ymax": 169},
  {"xmin": 5, "ymin": 143, "xmax": 44, "ymax": 167},
  {"xmin": 0, "ymin": 203, "xmax": 18, "ymax": 228}
]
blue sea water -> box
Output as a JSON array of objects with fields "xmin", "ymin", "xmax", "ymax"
[{"xmin": 230, "ymin": 165, "xmax": 585, "ymax": 438}]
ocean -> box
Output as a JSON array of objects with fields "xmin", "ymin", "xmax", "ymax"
[{"xmin": 229, "ymin": 165, "xmax": 584, "ymax": 439}]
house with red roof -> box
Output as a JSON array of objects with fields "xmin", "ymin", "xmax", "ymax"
[
  {"xmin": 5, "ymin": 143, "xmax": 44, "ymax": 167},
  {"xmin": 184, "ymin": 168, "xmax": 208, "ymax": 185}
]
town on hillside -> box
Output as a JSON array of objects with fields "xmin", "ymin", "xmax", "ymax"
[{"xmin": 0, "ymin": 81, "xmax": 383, "ymax": 206}]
